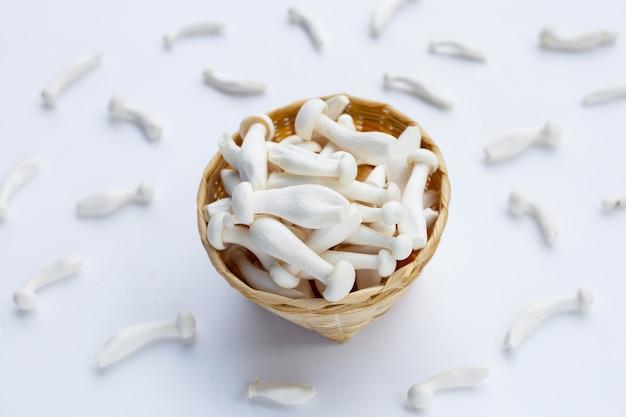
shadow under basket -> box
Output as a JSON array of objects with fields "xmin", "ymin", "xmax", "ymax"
[{"xmin": 197, "ymin": 95, "xmax": 450, "ymax": 343}]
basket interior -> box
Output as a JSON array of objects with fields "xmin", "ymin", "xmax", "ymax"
[{"xmin": 197, "ymin": 94, "xmax": 450, "ymax": 316}]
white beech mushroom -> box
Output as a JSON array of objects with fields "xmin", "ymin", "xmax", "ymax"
[
  {"xmin": 508, "ymin": 191, "xmax": 558, "ymax": 244},
  {"xmin": 484, "ymin": 120, "xmax": 561, "ymax": 162},
  {"xmin": 267, "ymin": 142, "xmax": 358, "ymax": 184},
  {"xmin": 109, "ymin": 95, "xmax": 163, "ymax": 141},
  {"xmin": 407, "ymin": 366, "xmax": 489, "ymax": 409},
  {"xmin": 384, "ymin": 73, "xmax": 453, "ymax": 110},
  {"xmin": 238, "ymin": 114, "xmax": 273, "ymax": 190},
  {"xmin": 267, "ymin": 173, "xmax": 401, "ymax": 207},
  {"xmin": 13, "ymin": 254, "xmax": 83, "ymax": 311},
  {"xmin": 163, "ymin": 22, "xmax": 225, "ymax": 48},
  {"xmin": 96, "ymin": 312, "xmax": 196, "ymax": 368},
  {"xmin": 248, "ymin": 378, "xmax": 316, "ymax": 405},
  {"xmin": 288, "ymin": 7, "xmax": 324, "ymax": 51},
  {"xmin": 505, "ymin": 287, "xmax": 593, "ymax": 350},
  {"xmin": 540, "ymin": 27, "xmax": 618, "ymax": 51},
  {"xmin": 42, "ymin": 53, "xmax": 102, "ymax": 107},
  {"xmin": 397, "ymin": 149, "xmax": 439, "ymax": 249},
  {"xmin": 295, "ymin": 98, "xmax": 398, "ymax": 165},
  {"xmin": 76, "ymin": 181, "xmax": 153, "ymax": 217},
  {"xmin": 230, "ymin": 181, "xmax": 350, "ymax": 228},
  {"xmin": 203, "ymin": 69, "xmax": 267, "ymax": 95},
  {"xmin": 583, "ymin": 84, "xmax": 626, "ymax": 105},
  {"xmin": 429, "ymin": 40, "xmax": 486, "ymax": 62}
]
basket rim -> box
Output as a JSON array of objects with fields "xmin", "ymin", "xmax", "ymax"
[{"xmin": 196, "ymin": 94, "xmax": 450, "ymax": 314}]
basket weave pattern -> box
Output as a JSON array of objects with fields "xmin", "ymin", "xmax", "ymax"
[{"xmin": 197, "ymin": 95, "xmax": 450, "ymax": 343}]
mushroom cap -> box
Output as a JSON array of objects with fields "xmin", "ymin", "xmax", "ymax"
[
  {"xmin": 240, "ymin": 113, "xmax": 275, "ymax": 141},
  {"xmin": 295, "ymin": 98, "xmax": 327, "ymax": 140},
  {"xmin": 231, "ymin": 181, "xmax": 255, "ymax": 225},
  {"xmin": 577, "ymin": 287, "xmax": 594, "ymax": 310},
  {"xmin": 391, "ymin": 234, "xmax": 413, "ymax": 260},
  {"xmin": 539, "ymin": 120, "xmax": 562, "ymax": 147},
  {"xmin": 376, "ymin": 249, "xmax": 396, "ymax": 277},
  {"xmin": 137, "ymin": 181, "xmax": 154, "ymax": 202},
  {"xmin": 176, "ymin": 312, "xmax": 196, "ymax": 338},
  {"xmin": 336, "ymin": 152, "xmax": 358, "ymax": 184},
  {"xmin": 407, "ymin": 384, "xmax": 434, "ymax": 409},
  {"xmin": 322, "ymin": 260, "xmax": 355, "ymax": 302},
  {"xmin": 14, "ymin": 288, "xmax": 37, "ymax": 311},
  {"xmin": 407, "ymin": 149, "xmax": 439, "ymax": 174},
  {"xmin": 507, "ymin": 191, "xmax": 528, "ymax": 215},
  {"xmin": 380, "ymin": 201, "xmax": 403, "ymax": 225},
  {"xmin": 108, "ymin": 95, "xmax": 126, "ymax": 117},
  {"xmin": 269, "ymin": 262, "xmax": 301, "ymax": 289},
  {"xmin": 207, "ymin": 211, "xmax": 233, "ymax": 250}
]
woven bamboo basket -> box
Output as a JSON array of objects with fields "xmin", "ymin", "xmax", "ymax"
[{"xmin": 197, "ymin": 95, "xmax": 450, "ymax": 343}]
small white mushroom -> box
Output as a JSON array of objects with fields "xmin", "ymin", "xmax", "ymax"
[
  {"xmin": 204, "ymin": 198, "xmax": 232, "ymax": 220},
  {"xmin": 344, "ymin": 224, "xmax": 413, "ymax": 260},
  {"xmin": 505, "ymin": 287, "xmax": 593, "ymax": 350},
  {"xmin": 41, "ymin": 53, "xmax": 102, "ymax": 107},
  {"xmin": 13, "ymin": 254, "xmax": 83, "ymax": 311},
  {"xmin": 238, "ymin": 114, "xmax": 273, "ymax": 190},
  {"xmin": 207, "ymin": 212, "xmax": 300, "ymax": 289},
  {"xmin": 321, "ymin": 249, "xmax": 396, "ymax": 277},
  {"xmin": 371, "ymin": 0, "xmax": 415, "ymax": 37},
  {"xmin": 248, "ymin": 378, "xmax": 316, "ymax": 405},
  {"xmin": 0, "ymin": 157, "xmax": 40, "ymax": 220},
  {"xmin": 583, "ymin": 84, "xmax": 626, "ymax": 105},
  {"xmin": 540, "ymin": 27, "xmax": 618, "ymax": 51},
  {"xmin": 384, "ymin": 73, "xmax": 453, "ymax": 110},
  {"xmin": 109, "ymin": 95, "xmax": 163, "ymax": 141},
  {"xmin": 398, "ymin": 149, "xmax": 439, "ymax": 250},
  {"xmin": 95, "ymin": 311, "xmax": 196, "ymax": 368},
  {"xmin": 508, "ymin": 191, "xmax": 558, "ymax": 244},
  {"xmin": 295, "ymin": 98, "xmax": 398, "ymax": 165},
  {"xmin": 386, "ymin": 125, "xmax": 422, "ymax": 191},
  {"xmin": 268, "ymin": 142, "xmax": 357, "ymax": 183},
  {"xmin": 203, "ymin": 69, "xmax": 267, "ymax": 95},
  {"xmin": 268, "ymin": 173, "xmax": 400, "ymax": 206},
  {"xmin": 407, "ymin": 366, "xmax": 489, "ymax": 409},
  {"xmin": 484, "ymin": 120, "xmax": 561, "ymax": 162},
  {"xmin": 288, "ymin": 7, "xmax": 324, "ymax": 51},
  {"xmin": 231, "ymin": 181, "xmax": 350, "ymax": 227},
  {"xmin": 226, "ymin": 247, "xmax": 305, "ymax": 298},
  {"xmin": 356, "ymin": 201, "xmax": 403, "ymax": 225},
  {"xmin": 336, "ymin": 113, "xmax": 356, "ymax": 130},
  {"xmin": 76, "ymin": 180, "xmax": 153, "ymax": 217},
  {"xmin": 249, "ymin": 216, "xmax": 356, "ymax": 302},
  {"xmin": 163, "ymin": 22, "xmax": 225, "ymax": 48},
  {"xmin": 602, "ymin": 191, "xmax": 626, "ymax": 209},
  {"xmin": 429, "ymin": 40, "xmax": 486, "ymax": 62}
]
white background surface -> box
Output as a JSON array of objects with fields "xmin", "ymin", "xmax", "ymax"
[{"xmin": 1, "ymin": 0, "xmax": 625, "ymax": 415}]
